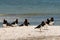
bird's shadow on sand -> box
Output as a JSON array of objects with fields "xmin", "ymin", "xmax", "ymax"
[
  {"xmin": 35, "ymin": 29, "xmax": 49, "ymax": 33},
  {"xmin": 43, "ymin": 29, "xmax": 49, "ymax": 30},
  {"xmin": 35, "ymin": 30, "xmax": 45, "ymax": 33}
]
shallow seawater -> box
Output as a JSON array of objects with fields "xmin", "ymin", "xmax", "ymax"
[{"xmin": 0, "ymin": 14, "xmax": 60, "ymax": 27}]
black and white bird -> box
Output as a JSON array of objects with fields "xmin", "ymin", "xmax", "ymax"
[
  {"xmin": 19, "ymin": 19, "xmax": 30, "ymax": 26},
  {"xmin": 46, "ymin": 18, "xmax": 50, "ymax": 25},
  {"xmin": 35, "ymin": 21, "xmax": 45, "ymax": 31},
  {"xmin": 23, "ymin": 19, "xmax": 30, "ymax": 26},
  {"xmin": 3, "ymin": 19, "xmax": 11, "ymax": 27},
  {"xmin": 3, "ymin": 19, "xmax": 7, "ymax": 27},
  {"xmin": 11, "ymin": 19, "xmax": 18, "ymax": 27},
  {"xmin": 46, "ymin": 17, "xmax": 54, "ymax": 26},
  {"xmin": 49, "ymin": 17, "xmax": 54, "ymax": 25}
]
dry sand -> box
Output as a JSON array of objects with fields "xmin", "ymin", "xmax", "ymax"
[{"xmin": 0, "ymin": 25, "xmax": 60, "ymax": 40}]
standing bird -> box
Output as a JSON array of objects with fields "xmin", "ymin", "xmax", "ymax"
[
  {"xmin": 46, "ymin": 19, "xmax": 50, "ymax": 25},
  {"xmin": 49, "ymin": 17, "xmax": 54, "ymax": 25},
  {"xmin": 35, "ymin": 21, "xmax": 45, "ymax": 31},
  {"xmin": 23, "ymin": 19, "xmax": 30, "ymax": 26},
  {"xmin": 15, "ymin": 19, "xmax": 18, "ymax": 24},
  {"xmin": 15, "ymin": 19, "xmax": 18, "ymax": 26},
  {"xmin": 3, "ymin": 19, "xmax": 7, "ymax": 27},
  {"xmin": 11, "ymin": 19, "xmax": 18, "ymax": 27},
  {"xmin": 40, "ymin": 21, "xmax": 45, "ymax": 26}
]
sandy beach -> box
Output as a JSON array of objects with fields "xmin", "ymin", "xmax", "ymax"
[
  {"xmin": 0, "ymin": 25, "xmax": 60, "ymax": 40},
  {"xmin": 0, "ymin": 0, "xmax": 60, "ymax": 40}
]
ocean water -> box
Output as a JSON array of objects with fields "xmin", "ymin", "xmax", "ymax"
[
  {"xmin": 0, "ymin": 0, "xmax": 60, "ymax": 27},
  {"xmin": 0, "ymin": 0, "xmax": 60, "ymax": 14}
]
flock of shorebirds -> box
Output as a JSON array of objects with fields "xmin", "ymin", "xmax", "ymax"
[
  {"xmin": 3, "ymin": 19, "xmax": 30, "ymax": 27},
  {"xmin": 35, "ymin": 17, "xmax": 54, "ymax": 31},
  {"xmin": 3, "ymin": 17, "xmax": 54, "ymax": 31}
]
